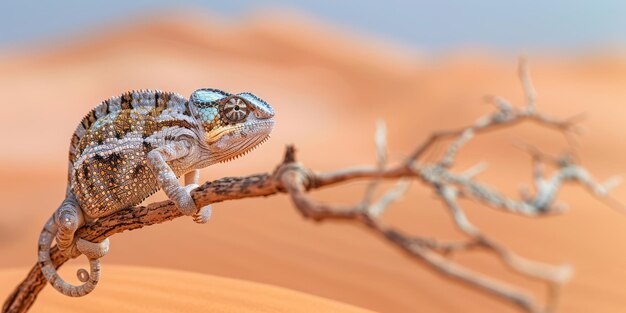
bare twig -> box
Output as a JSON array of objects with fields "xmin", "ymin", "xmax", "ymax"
[
  {"xmin": 519, "ymin": 56, "xmax": 537, "ymax": 112},
  {"xmin": 359, "ymin": 120, "xmax": 389, "ymax": 212},
  {"xmin": 3, "ymin": 59, "xmax": 620, "ymax": 313}
]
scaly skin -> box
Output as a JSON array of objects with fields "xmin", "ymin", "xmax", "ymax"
[{"xmin": 38, "ymin": 88, "xmax": 275, "ymax": 297}]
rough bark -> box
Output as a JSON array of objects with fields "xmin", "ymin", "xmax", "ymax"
[{"xmin": 4, "ymin": 59, "xmax": 620, "ymax": 313}]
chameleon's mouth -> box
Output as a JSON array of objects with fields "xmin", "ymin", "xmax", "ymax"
[
  {"xmin": 218, "ymin": 134, "xmax": 271, "ymax": 163},
  {"xmin": 206, "ymin": 120, "xmax": 274, "ymax": 144},
  {"xmin": 207, "ymin": 120, "xmax": 274, "ymax": 163}
]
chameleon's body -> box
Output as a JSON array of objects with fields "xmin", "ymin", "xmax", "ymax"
[{"xmin": 38, "ymin": 89, "xmax": 274, "ymax": 297}]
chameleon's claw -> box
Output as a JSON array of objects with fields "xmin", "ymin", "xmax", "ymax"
[
  {"xmin": 193, "ymin": 205, "xmax": 212, "ymax": 224},
  {"xmin": 76, "ymin": 238, "xmax": 110, "ymax": 260}
]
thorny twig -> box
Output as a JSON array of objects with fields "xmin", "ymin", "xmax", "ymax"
[{"xmin": 3, "ymin": 59, "xmax": 620, "ymax": 313}]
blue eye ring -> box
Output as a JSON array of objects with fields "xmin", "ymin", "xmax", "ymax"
[{"xmin": 190, "ymin": 88, "xmax": 231, "ymax": 105}]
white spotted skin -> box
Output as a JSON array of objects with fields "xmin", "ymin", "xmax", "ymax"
[{"xmin": 38, "ymin": 88, "xmax": 275, "ymax": 297}]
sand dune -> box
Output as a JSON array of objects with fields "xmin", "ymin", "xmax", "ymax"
[
  {"xmin": 0, "ymin": 265, "xmax": 376, "ymax": 312},
  {"xmin": 1, "ymin": 9, "xmax": 626, "ymax": 313}
]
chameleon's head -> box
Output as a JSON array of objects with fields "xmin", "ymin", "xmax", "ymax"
[{"xmin": 190, "ymin": 88, "xmax": 275, "ymax": 163}]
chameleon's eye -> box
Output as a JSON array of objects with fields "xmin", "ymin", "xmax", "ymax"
[{"xmin": 220, "ymin": 97, "xmax": 250, "ymax": 123}]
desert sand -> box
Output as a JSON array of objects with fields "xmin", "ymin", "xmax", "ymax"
[
  {"xmin": 0, "ymin": 265, "xmax": 375, "ymax": 312},
  {"xmin": 1, "ymin": 9, "xmax": 626, "ymax": 313}
]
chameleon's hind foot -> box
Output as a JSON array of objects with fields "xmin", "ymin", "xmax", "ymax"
[
  {"xmin": 76, "ymin": 238, "xmax": 109, "ymax": 260},
  {"xmin": 193, "ymin": 205, "xmax": 212, "ymax": 224},
  {"xmin": 55, "ymin": 197, "xmax": 83, "ymax": 253}
]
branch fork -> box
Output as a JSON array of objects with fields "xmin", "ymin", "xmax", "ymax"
[{"xmin": 4, "ymin": 59, "xmax": 620, "ymax": 313}]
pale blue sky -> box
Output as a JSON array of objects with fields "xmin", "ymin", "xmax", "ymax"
[{"xmin": 1, "ymin": 0, "xmax": 625, "ymax": 53}]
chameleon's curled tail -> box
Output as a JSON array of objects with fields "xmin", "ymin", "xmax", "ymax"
[{"xmin": 38, "ymin": 214, "xmax": 101, "ymax": 297}]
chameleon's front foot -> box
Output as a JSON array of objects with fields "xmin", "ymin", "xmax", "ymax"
[
  {"xmin": 170, "ymin": 185, "xmax": 198, "ymax": 216},
  {"xmin": 177, "ymin": 183, "xmax": 212, "ymax": 223},
  {"xmin": 147, "ymin": 145, "xmax": 204, "ymax": 217}
]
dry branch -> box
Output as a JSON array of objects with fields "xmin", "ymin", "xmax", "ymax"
[{"xmin": 3, "ymin": 60, "xmax": 620, "ymax": 313}]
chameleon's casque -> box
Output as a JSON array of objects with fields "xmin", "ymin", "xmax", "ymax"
[{"xmin": 38, "ymin": 89, "xmax": 274, "ymax": 297}]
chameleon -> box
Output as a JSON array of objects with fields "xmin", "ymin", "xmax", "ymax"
[{"xmin": 38, "ymin": 88, "xmax": 275, "ymax": 297}]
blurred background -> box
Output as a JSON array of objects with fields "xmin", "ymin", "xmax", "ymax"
[
  {"xmin": 2, "ymin": 1, "xmax": 626, "ymax": 53},
  {"xmin": 1, "ymin": 1, "xmax": 626, "ymax": 312}
]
